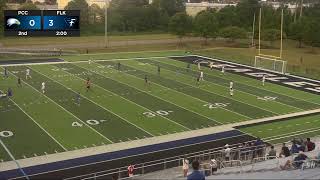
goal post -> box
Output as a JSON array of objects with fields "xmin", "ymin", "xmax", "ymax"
[{"xmin": 254, "ymin": 55, "xmax": 287, "ymax": 74}]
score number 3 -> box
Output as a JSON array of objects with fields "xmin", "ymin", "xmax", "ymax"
[{"xmin": 49, "ymin": 20, "xmax": 54, "ymax": 27}]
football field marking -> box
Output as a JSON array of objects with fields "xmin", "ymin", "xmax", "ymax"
[
  {"xmin": 0, "ymin": 85, "xmax": 68, "ymax": 151},
  {"xmin": 121, "ymin": 61, "xmax": 272, "ymax": 118},
  {"xmin": 10, "ymin": 68, "xmax": 114, "ymax": 144},
  {"xmin": 89, "ymin": 62, "xmax": 223, "ymax": 126},
  {"xmin": 8, "ymin": 96, "xmax": 68, "ymax": 151},
  {"xmin": 32, "ymin": 67, "xmax": 155, "ymax": 137},
  {"xmin": 57, "ymin": 67, "xmax": 190, "ymax": 131},
  {"xmin": 151, "ymin": 58, "xmax": 305, "ymax": 112}
]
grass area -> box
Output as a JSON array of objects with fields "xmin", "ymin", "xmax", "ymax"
[
  {"xmin": 0, "ymin": 34, "xmax": 176, "ymax": 47},
  {"xmin": 240, "ymin": 114, "xmax": 320, "ymax": 144},
  {"xmin": 0, "ymin": 53, "xmax": 319, "ymax": 162}
]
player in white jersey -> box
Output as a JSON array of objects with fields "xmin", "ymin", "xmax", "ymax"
[
  {"xmin": 221, "ymin": 66, "xmax": 225, "ymax": 74},
  {"xmin": 26, "ymin": 69, "xmax": 32, "ymax": 80},
  {"xmin": 41, "ymin": 82, "xmax": 46, "ymax": 94},
  {"xmin": 230, "ymin": 81, "xmax": 234, "ymax": 96},
  {"xmin": 262, "ymin": 75, "xmax": 266, "ymax": 86},
  {"xmin": 209, "ymin": 62, "xmax": 214, "ymax": 70},
  {"xmin": 200, "ymin": 71, "xmax": 204, "ymax": 81}
]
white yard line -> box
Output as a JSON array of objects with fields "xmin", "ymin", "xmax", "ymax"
[
  {"xmin": 152, "ymin": 58, "xmax": 305, "ymax": 112},
  {"xmin": 57, "ymin": 65, "xmax": 190, "ymax": 131},
  {"xmin": 14, "ymin": 67, "xmax": 114, "ymax": 144},
  {"xmin": 191, "ymin": 55, "xmax": 320, "ymax": 105},
  {"xmin": 87, "ymin": 62, "xmax": 222, "ymax": 126},
  {"xmin": 9, "ymin": 98, "xmax": 68, "ymax": 151},
  {"xmin": 113, "ymin": 62, "xmax": 248, "ymax": 123},
  {"xmin": 31, "ymin": 67, "xmax": 154, "ymax": 137}
]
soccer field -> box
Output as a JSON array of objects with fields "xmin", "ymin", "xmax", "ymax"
[{"xmin": 0, "ymin": 54, "xmax": 320, "ymax": 162}]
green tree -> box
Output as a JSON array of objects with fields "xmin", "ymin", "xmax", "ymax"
[
  {"xmin": 89, "ymin": 4, "xmax": 103, "ymax": 25},
  {"xmin": 0, "ymin": 0, "xmax": 6, "ymax": 37},
  {"xmin": 303, "ymin": 18, "xmax": 320, "ymax": 50},
  {"xmin": 289, "ymin": 17, "xmax": 307, "ymax": 48},
  {"xmin": 216, "ymin": 6, "xmax": 240, "ymax": 28},
  {"xmin": 152, "ymin": 0, "xmax": 185, "ymax": 17},
  {"xmin": 261, "ymin": 29, "xmax": 283, "ymax": 46},
  {"xmin": 219, "ymin": 26, "xmax": 247, "ymax": 42},
  {"xmin": 169, "ymin": 12, "xmax": 193, "ymax": 43},
  {"xmin": 18, "ymin": 2, "xmax": 40, "ymax": 10},
  {"xmin": 236, "ymin": 0, "xmax": 260, "ymax": 28},
  {"xmin": 193, "ymin": 10, "xmax": 218, "ymax": 44},
  {"xmin": 65, "ymin": 0, "xmax": 89, "ymax": 25}
]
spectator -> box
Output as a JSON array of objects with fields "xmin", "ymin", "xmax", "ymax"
[
  {"xmin": 279, "ymin": 143, "xmax": 291, "ymax": 157},
  {"xmin": 209, "ymin": 159, "xmax": 218, "ymax": 175},
  {"xmin": 254, "ymin": 138, "xmax": 263, "ymax": 146},
  {"xmin": 187, "ymin": 160, "xmax": 205, "ymax": 180},
  {"xmin": 224, "ymin": 144, "xmax": 231, "ymax": 161},
  {"xmin": 280, "ymin": 151, "xmax": 308, "ymax": 170},
  {"xmin": 290, "ymin": 142, "xmax": 300, "ymax": 154},
  {"xmin": 267, "ymin": 146, "xmax": 277, "ymax": 159},
  {"xmin": 182, "ymin": 157, "xmax": 189, "ymax": 177},
  {"xmin": 305, "ymin": 138, "xmax": 316, "ymax": 152}
]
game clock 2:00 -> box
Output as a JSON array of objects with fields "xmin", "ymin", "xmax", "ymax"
[{"xmin": 4, "ymin": 10, "xmax": 80, "ymax": 37}]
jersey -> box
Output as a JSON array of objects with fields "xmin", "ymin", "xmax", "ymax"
[
  {"xmin": 41, "ymin": 82, "xmax": 46, "ymax": 90},
  {"xmin": 200, "ymin": 71, "xmax": 204, "ymax": 78},
  {"xmin": 26, "ymin": 69, "xmax": 30, "ymax": 76},
  {"xmin": 230, "ymin": 82, "xmax": 233, "ymax": 89}
]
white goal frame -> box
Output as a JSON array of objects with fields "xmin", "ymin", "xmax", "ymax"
[{"xmin": 254, "ymin": 55, "xmax": 287, "ymax": 74}]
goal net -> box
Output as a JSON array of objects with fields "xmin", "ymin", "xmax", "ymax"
[{"xmin": 254, "ymin": 56, "xmax": 287, "ymax": 74}]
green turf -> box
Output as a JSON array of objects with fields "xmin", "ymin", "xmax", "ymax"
[
  {"xmin": 149, "ymin": 58, "xmax": 320, "ymax": 109},
  {"xmin": 0, "ymin": 54, "xmax": 319, "ymax": 162},
  {"xmin": 239, "ymin": 114, "xmax": 320, "ymax": 144},
  {"xmin": 119, "ymin": 60, "xmax": 300, "ymax": 116}
]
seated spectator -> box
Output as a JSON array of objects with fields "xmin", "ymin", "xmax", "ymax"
[
  {"xmin": 209, "ymin": 159, "xmax": 218, "ymax": 175},
  {"xmin": 267, "ymin": 146, "xmax": 277, "ymax": 159},
  {"xmin": 279, "ymin": 143, "xmax": 291, "ymax": 157},
  {"xmin": 280, "ymin": 151, "xmax": 308, "ymax": 170},
  {"xmin": 290, "ymin": 142, "xmax": 300, "ymax": 154},
  {"xmin": 182, "ymin": 156, "xmax": 190, "ymax": 177},
  {"xmin": 305, "ymin": 138, "xmax": 316, "ymax": 152},
  {"xmin": 187, "ymin": 160, "xmax": 205, "ymax": 180}
]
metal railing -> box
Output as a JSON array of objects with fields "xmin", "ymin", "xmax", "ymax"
[{"xmin": 65, "ymin": 143, "xmax": 267, "ymax": 180}]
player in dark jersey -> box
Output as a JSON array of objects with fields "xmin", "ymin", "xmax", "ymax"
[
  {"xmin": 7, "ymin": 88, "xmax": 13, "ymax": 97},
  {"xmin": 157, "ymin": 65, "xmax": 160, "ymax": 75},
  {"xmin": 117, "ymin": 62, "xmax": 121, "ymax": 71},
  {"xmin": 76, "ymin": 92, "xmax": 81, "ymax": 106},
  {"xmin": 86, "ymin": 77, "xmax": 91, "ymax": 92},
  {"xmin": 17, "ymin": 77, "xmax": 22, "ymax": 87},
  {"xmin": 4, "ymin": 67, "xmax": 8, "ymax": 78},
  {"xmin": 196, "ymin": 75, "xmax": 200, "ymax": 86},
  {"xmin": 186, "ymin": 63, "xmax": 191, "ymax": 72}
]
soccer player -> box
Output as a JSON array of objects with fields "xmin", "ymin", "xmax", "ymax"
[
  {"xmin": 41, "ymin": 82, "xmax": 46, "ymax": 94},
  {"xmin": 209, "ymin": 62, "xmax": 214, "ymax": 70},
  {"xmin": 199, "ymin": 71, "xmax": 204, "ymax": 81},
  {"xmin": 186, "ymin": 63, "xmax": 191, "ymax": 72},
  {"xmin": 26, "ymin": 68, "xmax": 32, "ymax": 80},
  {"xmin": 4, "ymin": 67, "xmax": 8, "ymax": 78},
  {"xmin": 88, "ymin": 59, "xmax": 92, "ymax": 65},
  {"xmin": 76, "ymin": 92, "xmax": 81, "ymax": 106},
  {"xmin": 157, "ymin": 65, "xmax": 160, "ymax": 75},
  {"xmin": 230, "ymin": 81, "xmax": 234, "ymax": 96},
  {"xmin": 117, "ymin": 62, "xmax": 121, "ymax": 71},
  {"xmin": 144, "ymin": 75, "xmax": 148, "ymax": 85},
  {"xmin": 198, "ymin": 62, "xmax": 201, "ymax": 70},
  {"xmin": 7, "ymin": 88, "xmax": 13, "ymax": 98},
  {"xmin": 221, "ymin": 66, "xmax": 225, "ymax": 74},
  {"xmin": 262, "ymin": 75, "xmax": 266, "ymax": 86},
  {"xmin": 196, "ymin": 75, "xmax": 200, "ymax": 86},
  {"xmin": 86, "ymin": 78, "xmax": 91, "ymax": 92},
  {"xmin": 17, "ymin": 77, "xmax": 22, "ymax": 87}
]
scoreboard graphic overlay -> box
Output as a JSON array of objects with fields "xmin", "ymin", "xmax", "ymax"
[{"xmin": 4, "ymin": 10, "xmax": 80, "ymax": 37}]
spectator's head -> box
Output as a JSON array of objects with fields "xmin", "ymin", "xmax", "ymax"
[
  {"xmin": 192, "ymin": 160, "xmax": 200, "ymax": 170},
  {"xmin": 271, "ymin": 146, "xmax": 274, "ymax": 150},
  {"xmin": 307, "ymin": 138, "xmax": 311, "ymax": 142},
  {"xmin": 225, "ymin": 144, "xmax": 229, "ymax": 148},
  {"xmin": 282, "ymin": 143, "xmax": 286, "ymax": 147}
]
